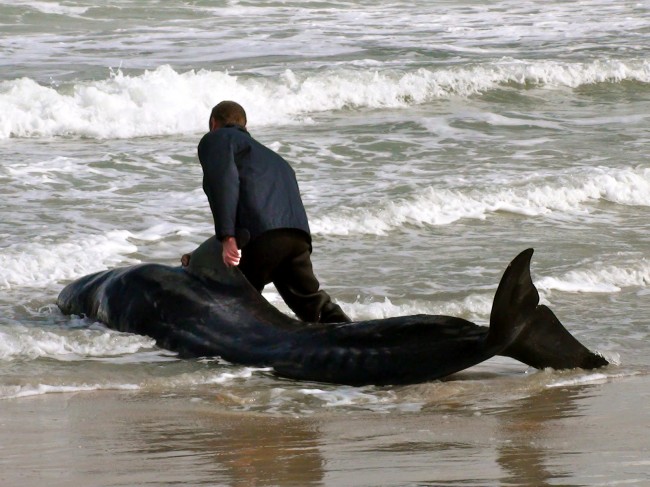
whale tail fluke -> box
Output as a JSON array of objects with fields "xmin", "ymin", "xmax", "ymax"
[
  {"xmin": 502, "ymin": 302, "xmax": 609, "ymax": 370},
  {"xmin": 487, "ymin": 249, "xmax": 608, "ymax": 370}
]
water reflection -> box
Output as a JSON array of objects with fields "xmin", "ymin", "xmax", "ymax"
[
  {"xmin": 495, "ymin": 385, "xmax": 592, "ymax": 486},
  {"xmin": 120, "ymin": 382, "xmax": 598, "ymax": 486},
  {"xmin": 121, "ymin": 402, "xmax": 325, "ymax": 486},
  {"xmin": 0, "ymin": 375, "xmax": 613, "ymax": 487}
]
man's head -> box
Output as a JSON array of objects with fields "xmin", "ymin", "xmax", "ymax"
[{"xmin": 209, "ymin": 101, "xmax": 247, "ymax": 131}]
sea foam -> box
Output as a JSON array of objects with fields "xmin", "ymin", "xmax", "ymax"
[
  {"xmin": 0, "ymin": 383, "xmax": 140, "ymax": 400},
  {"xmin": 1, "ymin": 59, "xmax": 648, "ymax": 139},
  {"xmin": 0, "ymin": 231, "xmax": 138, "ymax": 290},
  {"xmin": 310, "ymin": 166, "xmax": 650, "ymax": 235},
  {"xmin": 7, "ymin": 0, "xmax": 89, "ymax": 17},
  {"xmin": 537, "ymin": 259, "xmax": 650, "ymax": 293},
  {"xmin": 0, "ymin": 324, "xmax": 156, "ymax": 362}
]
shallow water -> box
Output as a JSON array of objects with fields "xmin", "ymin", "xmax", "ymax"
[{"xmin": 1, "ymin": 1, "xmax": 649, "ymax": 485}]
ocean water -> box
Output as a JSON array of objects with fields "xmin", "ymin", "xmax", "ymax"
[{"xmin": 1, "ymin": 1, "xmax": 649, "ymax": 485}]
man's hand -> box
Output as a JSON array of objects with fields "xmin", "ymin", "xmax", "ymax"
[{"xmin": 222, "ymin": 236, "xmax": 241, "ymax": 267}]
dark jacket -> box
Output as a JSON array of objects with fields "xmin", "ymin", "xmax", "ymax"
[{"xmin": 197, "ymin": 125, "xmax": 311, "ymax": 244}]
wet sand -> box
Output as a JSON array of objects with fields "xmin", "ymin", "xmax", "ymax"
[{"xmin": 1, "ymin": 374, "xmax": 648, "ymax": 487}]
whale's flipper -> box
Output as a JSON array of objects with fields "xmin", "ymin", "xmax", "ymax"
[{"xmin": 487, "ymin": 248, "xmax": 608, "ymax": 370}]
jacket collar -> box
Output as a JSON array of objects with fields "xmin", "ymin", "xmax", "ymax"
[{"xmin": 224, "ymin": 124, "xmax": 250, "ymax": 135}]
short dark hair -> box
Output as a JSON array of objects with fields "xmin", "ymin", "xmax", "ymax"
[{"xmin": 210, "ymin": 101, "xmax": 247, "ymax": 128}]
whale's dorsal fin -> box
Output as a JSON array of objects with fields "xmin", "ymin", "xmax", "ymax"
[{"xmin": 185, "ymin": 236, "xmax": 248, "ymax": 287}]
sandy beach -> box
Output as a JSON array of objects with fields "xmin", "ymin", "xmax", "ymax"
[{"xmin": 2, "ymin": 369, "xmax": 648, "ymax": 487}]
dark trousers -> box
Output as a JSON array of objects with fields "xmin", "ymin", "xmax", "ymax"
[{"xmin": 238, "ymin": 229, "xmax": 350, "ymax": 323}]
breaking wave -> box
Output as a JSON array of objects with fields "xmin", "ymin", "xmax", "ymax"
[{"xmin": 1, "ymin": 59, "xmax": 648, "ymax": 139}]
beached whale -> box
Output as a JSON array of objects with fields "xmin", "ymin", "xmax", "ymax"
[{"xmin": 57, "ymin": 238, "xmax": 607, "ymax": 386}]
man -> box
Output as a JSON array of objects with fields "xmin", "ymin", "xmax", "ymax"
[{"xmin": 191, "ymin": 100, "xmax": 350, "ymax": 324}]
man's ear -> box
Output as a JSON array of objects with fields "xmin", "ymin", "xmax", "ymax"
[{"xmin": 210, "ymin": 117, "xmax": 223, "ymax": 132}]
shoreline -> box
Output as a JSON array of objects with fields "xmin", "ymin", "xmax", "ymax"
[{"xmin": 1, "ymin": 374, "xmax": 648, "ymax": 486}]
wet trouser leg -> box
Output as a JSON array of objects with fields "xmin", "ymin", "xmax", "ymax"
[{"xmin": 238, "ymin": 229, "xmax": 350, "ymax": 323}]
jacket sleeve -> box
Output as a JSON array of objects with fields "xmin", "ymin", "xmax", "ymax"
[{"xmin": 197, "ymin": 132, "xmax": 241, "ymax": 240}]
